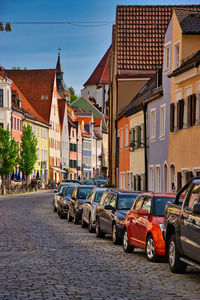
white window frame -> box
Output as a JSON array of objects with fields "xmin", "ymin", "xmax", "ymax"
[
  {"xmin": 155, "ymin": 165, "xmax": 161, "ymax": 193},
  {"xmin": 174, "ymin": 41, "xmax": 180, "ymax": 70},
  {"xmin": 149, "ymin": 165, "xmax": 154, "ymax": 191},
  {"xmin": 125, "ymin": 125, "xmax": 129, "ymax": 147},
  {"xmin": 160, "ymin": 104, "xmax": 166, "ymax": 139},
  {"xmin": 120, "ymin": 128, "xmax": 123, "ymax": 150},
  {"xmin": 164, "ymin": 41, "xmax": 171, "ymax": 72},
  {"xmin": 150, "ymin": 108, "xmax": 156, "ymax": 141}
]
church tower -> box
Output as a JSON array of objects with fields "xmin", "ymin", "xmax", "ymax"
[{"xmin": 56, "ymin": 50, "xmax": 70, "ymax": 101}]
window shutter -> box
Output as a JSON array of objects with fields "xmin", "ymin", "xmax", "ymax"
[
  {"xmin": 177, "ymin": 172, "xmax": 182, "ymax": 191},
  {"xmin": 170, "ymin": 103, "xmax": 175, "ymax": 132},
  {"xmin": 137, "ymin": 175, "xmax": 141, "ymax": 191},
  {"xmin": 186, "ymin": 171, "xmax": 193, "ymax": 182},
  {"xmin": 191, "ymin": 93, "xmax": 196, "ymax": 126},
  {"xmin": 187, "ymin": 95, "xmax": 192, "ymax": 127},
  {"xmin": 137, "ymin": 126, "xmax": 141, "ymax": 148},
  {"xmin": 134, "ymin": 176, "xmax": 136, "ymax": 191},
  {"xmin": 133, "ymin": 128, "xmax": 136, "ymax": 145},
  {"xmin": 180, "ymin": 99, "xmax": 184, "ymax": 129},
  {"xmin": 177, "ymin": 100, "xmax": 181, "ymax": 130}
]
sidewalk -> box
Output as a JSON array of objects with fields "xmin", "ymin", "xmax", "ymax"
[{"xmin": 0, "ymin": 189, "xmax": 53, "ymax": 199}]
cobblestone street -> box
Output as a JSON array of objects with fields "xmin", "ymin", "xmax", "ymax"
[{"xmin": 0, "ymin": 191, "xmax": 199, "ymax": 300}]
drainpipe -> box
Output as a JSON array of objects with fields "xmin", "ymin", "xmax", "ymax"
[{"xmin": 143, "ymin": 103, "xmax": 148, "ymax": 190}]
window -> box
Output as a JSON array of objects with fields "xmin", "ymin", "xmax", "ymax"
[
  {"xmin": 0, "ymin": 89, "xmax": 3, "ymax": 107},
  {"xmin": 185, "ymin": 183, "xmax": 200, "ymax": 209},
  {"xmin": 160, "ymin": 105, "xmax": 166, "ymax": 138},
  {"xmin": 125, "ymin": 125, "xmax": 128, "ymax": 147},
  {"xmin": 164, "ymin": 43, "xmax": 170, "ymax": 71},
  {"xmin": 72, "ymin": 129, "xmax": 74, "ymax": 137},
  {"xmin": 17, "ymin": 119, "xmax": 19, "ymax": 131},
  {"xmin": 149, "ymin": 166, "xmax": 154, "ymax": 191},
  {"xmin": 133, "ymin": 196, "xmax": 144, "ymax": 210},
  {"xmin": 155, "ymin": 166, "xmax": 161, "ymax": 193},
  {"xmin": 174, "ymin": 43, "xmax": 180, "ymax": 69},
  {"xmin": 0, "ymin": 123, "xmax": 3, "ymax": 128},
  {"xmin": 150, "ymin": 109, "xmax": 156, "ymax": 140},
  {"xmin": 120, "ymin": 128, "xmax": 123, "ymax": 149},
  {"xmin": 37, "ymin": 127, "xmax": 40, "ymax": 137},
  {"xmin": 7, "ymin": 90, "xmax": 9, "ymax": 107},
  {"xmin": 142, "ymin": 196, "xmax": 152, "ymax": 214}
]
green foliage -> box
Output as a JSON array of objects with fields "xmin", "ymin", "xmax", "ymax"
[
  {"xmin": 69, "ymin": 86, "xmax": 78, "ymax": 103},
  {"xmin": 12, "ymin": 67, "xmax": 27, "ymax": 70},
  {"xmin": 19, "ymin": 124, "xmax": 37, "ymax": 177},
  {"xmin": 104, "ymin": 183, "xmax": 115, "ymax": 188},
  {"xmin": 0, "ymin": 127, "xmax": 19, "ymax": 177}
]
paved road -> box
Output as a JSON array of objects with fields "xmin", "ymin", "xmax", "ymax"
[{"xmin": 0, "ymin": 191, "xmax": 200, "ymax": 300}]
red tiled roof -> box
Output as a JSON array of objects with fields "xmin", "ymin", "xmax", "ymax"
[
  {"xmin": 6, "ymin": 69, "xmax": 56, "ymax": 123},
  {"xmin": 84, "ymin": 46, "xmax": 111, "ymax": 86},
  {"xmin": 115, "ymin": 5, "xmax": 200, "ymax": 73},
  {"xmin": 11, "ymin": 82, "xmax": 49, "ymax": 126},
  {"xmin": 58, "ymin": 99, "xmax": 66, "ymax": 132},
  {"xmin": 0, "ymin": 65, "xmax": 7, "ymax": 78}
]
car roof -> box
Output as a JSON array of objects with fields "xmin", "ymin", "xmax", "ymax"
[
  {"xmin": 110, "ymin": 189, "xmax": 141, "ymax": 194},
  {"xmin": 138, "ymin": 192, "xmax": 177, "ymax": 198},
  {"xmin": 77, "ymin": 185, "xmax": 95, "ymax": 188}
]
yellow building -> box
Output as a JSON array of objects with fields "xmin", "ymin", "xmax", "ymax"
[{"xmin": 168, "ymin": 9, "xmax": 200, "ymax": 191}]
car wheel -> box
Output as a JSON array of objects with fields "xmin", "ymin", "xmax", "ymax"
[
  {"xmin": 74, "ymin": 212, "xmax": 79, "ymax": 224},
  {"xmin": 89, "ymin": 216, "xmax": 95, "ymax": 233},
  {"xmin": 67, "ymin": 210, "xmax": 73, "ymax": 222},
  {"xmin": 81, "ymin": 216, "xmax": 87, "ymax": 228},
  {"xmin": 96, "ymin": 219, "xmax": 105, "ymax": 238},
  {"xmin": 168, "ymin": 234, "xmax": 187, "ymax": 273},
  {"xmin": 123, "ymin": 228, "xmax": 134, "ymax": 253},
  {"xmin": 146, "ymin": 235, "xmax": 158, "ymax": 262},
  {"xmin": 53, "ymin": 200, "xmax": 57, "ymax": 212},
  {"xmin": 112, "ymin": 223, "xmax": 121, "ymax": 245}
]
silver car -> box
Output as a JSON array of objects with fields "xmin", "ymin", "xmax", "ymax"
[
  {"xmin": 53, "ymin": 183, "xmax": 72, "ymax": 212},
  {"xmin": 81, "ymin": 188, "xmax": 108, "ymax": 232}
]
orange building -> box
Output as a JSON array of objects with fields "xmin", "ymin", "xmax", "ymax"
[{"xmin": 116, "ymin": 115, "xmax": 130, "ymax": 189}]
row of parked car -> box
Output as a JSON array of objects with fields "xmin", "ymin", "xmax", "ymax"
[{"xmin": 53, "ymin": 178, "xmax": 200, "ymax": 274}]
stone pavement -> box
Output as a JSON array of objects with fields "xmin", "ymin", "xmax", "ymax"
[{"xmin": 0, "ymin": 191, "xmax": 199, "ymax": 300}]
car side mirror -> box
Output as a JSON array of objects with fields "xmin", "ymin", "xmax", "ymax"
[
  {"xmin": 71, "ymin": 196, "xmax": 76, "ymax": 201},
  {"xmin": 192, "ymin": 203, "xmax": 200, "ymax": 215},
  {"xmin": 137, "ymin": 209, "xmax": 148, "ymax": 215},
  {"xmin": 84, "ymin": 200, "xmax": 91, "ymax": 204},
  {"xmin": 104, "ymin": 204, "xmax": 115, "ymax": 211},
  {"xmin": 54, "ymin": 189, "xmax": 58, "ymax": 193}
]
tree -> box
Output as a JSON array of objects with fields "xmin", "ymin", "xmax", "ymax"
[
  {"xmin": 69, "ymin": 86, "xmax": 78, "ymax": 103},
  {"xmin": 19, "ymin": 124, "xmax": 37, "ymax": 183},
  {"xmin": 0, "ymin": 127, "xmax": 19, "ymax": 190}
]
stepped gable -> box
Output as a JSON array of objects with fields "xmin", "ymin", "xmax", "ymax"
[
  {"xmin": 84, "ymin": 46, "xmax": 111, "ymax": 86},
  {"xmin": 6, "ymin": 69, "xmax": 55, "ymax": 123},
  {"xmin": 11, "ymin": 82, "xmax": 49, "ymax": 125},
  {"xmin": 116, "ymin": 5, "xmax": 200, "ymax": 75}
]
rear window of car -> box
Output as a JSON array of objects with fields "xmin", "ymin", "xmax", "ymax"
[
  {"xmin": 117, "ymin": 194, "xmax": 138, "ymax": 210},
  {"xmin": 153, "ymin": 197, "xmax": 175, "ymax": 216},
  {"xmin": 77, "ymin": 187, "xmax": 94, "ymax": 199},
  {"xmin": 94, "ymin": 191, "xmax": 104, "ymax": 202},
  {"xmin": 65, "ymin": 186, "xmax": 74, "ymax": 197}
]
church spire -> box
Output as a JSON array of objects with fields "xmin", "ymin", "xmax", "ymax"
[{"xmin": 56, "ymin": 48, "xmax": 63, "ymax": 76}]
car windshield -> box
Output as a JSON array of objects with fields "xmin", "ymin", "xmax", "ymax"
[
  {"xmin": 94, "ymin": 191, "xmax": 104, "ymax": 202},
  {"xmin": 154, "ymin": 197, "xmax": 174, "ymax": 216},
  {"xmin": 65, "ymin": 186, "xmax": 74, "ymax": 197},
  {"xmin": 77, "ymin": 187, "xmax": 93, "ymax": 199},
  {"xmin": 117, "ymin": 195, "xmax": 138, "ymax": 210}
]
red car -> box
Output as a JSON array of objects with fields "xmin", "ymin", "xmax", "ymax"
[{"xmin": 123, "ymin": 192, "xmax": 177, "ymax": 262}]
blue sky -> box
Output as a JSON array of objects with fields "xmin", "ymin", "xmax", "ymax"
[{"xmin": 1, "ymin": 0, "xmax": 199, "ymax": 95}]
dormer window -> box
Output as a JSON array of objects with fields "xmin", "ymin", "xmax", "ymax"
[
  {"xmin": 164, "ymin": 42, "xmax": 171, "ymax": 71},
  {"xmin": 0, "ymin": 89, "xmax": 3, "ymax": 107}
]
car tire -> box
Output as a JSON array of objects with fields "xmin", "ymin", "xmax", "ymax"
[
  {"xmin": 74, "ymin": 212, "xmax": 79, "ymax": 224},
  {"xmin": 112, "ymin": 223, "xmax": 121, "ymax": 245},
  {"xmin": 123, "ymin": 228, "xmax": 134, "ymax": 253},
  {"xmin": 146, "ymin": 235, "xmax": 158, "ymax": 262},
  {"xmin": 168, "ymin": 234, "xmax": 187, "ymax": 273},
  {"xmin": 67, "ymin": 210, "xmax": 73, "ymax": 222},
  {"xmin": 81, "ymin": 216, "xmax": 87, "ymax": 228},
  {"xmin": 89, "ymin": 216, "xmax": 95, "ymax": 233},
  {"xmin": 96, "ymin": 219, "xmax": 105, "ymax": 238},
  {"xmin": 53, "ymin": 200, "xmax": 57, "ymax": 212}
]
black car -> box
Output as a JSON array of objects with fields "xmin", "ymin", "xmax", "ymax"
[
  {"xmin": 67, "ymin": 185, "xmax": 95, "ymax": 224},
  {"xmin": 53, "ymin": 183, "xmax": 72, "ymax": 212},
  {"xmin": 96, "ymin": 190, "xmax": 140, "ymax": 244},
  {"xmin": 81, "ymin": 187, "xmax": 109, "ymax": 232},
  {"xmin": 57, "ymin": 184, "xmax": 79, "ymax": 219},
  {"xmin": 62, "ymin": 179, "xmax": 81, "ymax": 184}
]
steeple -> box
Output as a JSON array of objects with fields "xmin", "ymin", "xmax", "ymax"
[
  {"xmin": 56, "ymin": 49, "xmax": 64, "ymax": 79},
  {"xmin": 56, "ymin": 49, "xmax": 69, "ymax": 100}
]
